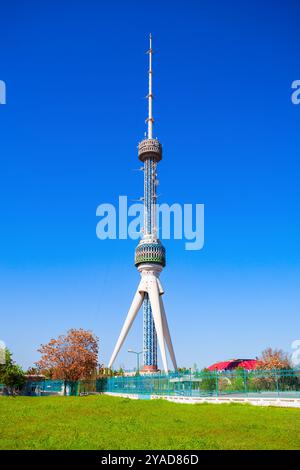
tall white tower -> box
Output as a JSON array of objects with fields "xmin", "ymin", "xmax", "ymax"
[{"xmin": 108, "ymin": 35, "xmax": 177, "ymax": 374}]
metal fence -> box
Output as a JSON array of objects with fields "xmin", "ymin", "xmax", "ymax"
[
  {"xmin": 105, "ymin": 369, "xmax": 300, "ymax": 399},
  {"xmin": 6, "ymin": 369, "xmax": 299, "ymax": 398},
  {"xmin": 23, "ymin": 380, "xmax": 78, "ymax": 396}
]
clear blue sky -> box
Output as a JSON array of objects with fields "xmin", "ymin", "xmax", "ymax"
[{"xmin": 0, "ymin": 1, "xmax": 299, "ymax": 370}]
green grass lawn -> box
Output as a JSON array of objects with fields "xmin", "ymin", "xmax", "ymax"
[{"xmin": 0, "ymin": 395, "xmax": 300, "ymax": 450}]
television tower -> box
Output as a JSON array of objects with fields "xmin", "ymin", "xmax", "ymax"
[{"xmin": 108, "ymin": 35, "xmax": 177, "ymax": 374}]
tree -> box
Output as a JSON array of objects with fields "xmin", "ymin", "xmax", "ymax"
[
  {"xmin": 98, "ymin": 366, "xmax": 113, "ymax": 377},
  {"xmin": 26, "ymin": 366, "xmax": 39, "ymax": 375},
  {"xmin": 253, "ymin": 347, "xmax": 296, "ymax": 392},
  {"xmin": 199, "ymin": 368, "xmax": 216, "ymax": 393},
  {"xmin": 36, "ymin": 329, "xmax": 99, "ymax": 394},
  {"xmin": 116, "ymin": 367, "xmax": 125, "ymax": 376},
  {"xmin": 0, "ymin": 348, "xmax": 13, "ymax": 372},
  {"xmin": 1, "ymin": 365, "xmax": 26, "ymax": 394},
  {"xmin": 256, "ymin": 348, "xmax": 292, "ymax": 370},
  {"xmin": 0, "ymin": 348, "xmax": 26, "ymax": 394}
]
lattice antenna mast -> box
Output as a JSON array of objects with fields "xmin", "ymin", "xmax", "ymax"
[{"xmin": 147, "ymin": 33, "xmax": 154, "ymax": 139}]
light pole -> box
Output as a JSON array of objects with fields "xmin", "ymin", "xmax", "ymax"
[{"xmin": 128, "ymin": 349, "xmax": 148, "ymax": 375}]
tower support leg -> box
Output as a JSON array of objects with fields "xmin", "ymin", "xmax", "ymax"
[
  {"xmin": 159, "ymin": 295, "xmax": 177, "ymax": 370},
  {"xmin": 147, "ymin": 276, "xmax": 168, "ymax": 374},
  {"xmin": 108, "ymin": 285, "xmax": 144, "ymax": 369}
]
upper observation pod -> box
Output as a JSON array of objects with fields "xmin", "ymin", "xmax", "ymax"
[{"xmin": 138, "ymin": 138, "xmax": 162, "ymax": 162}]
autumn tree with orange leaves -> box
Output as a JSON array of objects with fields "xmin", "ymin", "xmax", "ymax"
[
  {"xmin": 256, "ymin": 347, "xmax": 292, "ymax": 370},
  {"xmin": 36, "ymin": 329, "xmax": 99, "ymax": 390},
  {"xmin": 252, "ymin": 347, "xmax": 297, "ymax": 391}
]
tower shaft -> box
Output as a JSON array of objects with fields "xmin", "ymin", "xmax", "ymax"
[
  {"xmin": 143, "ymin": 293, "xmax": 157, "ymax": 368},
  {"xmin": 144, "ymin": 158, "xmax": 157, "ymax": 237},
  {"xmin": 143, "ymin": 156, "xmax": 158, "ymax": 368},
  {"xmin": 142, "ymin": 35, "xmax": 158, "ymax": 370}
]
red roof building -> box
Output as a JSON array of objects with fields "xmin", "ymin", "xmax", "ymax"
[{"xmin": 207, "ymin": 359, "xmax": 258, "ymax": 371}]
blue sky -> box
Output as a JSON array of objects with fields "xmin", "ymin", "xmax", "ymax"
[{"xmin": 0, "ymin": 0, "xmax": 299, "ymax": 370}]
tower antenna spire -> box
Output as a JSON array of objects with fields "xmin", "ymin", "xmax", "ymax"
[{"xmin": 147, "ymin": 33, "xmax": 154, "ymax": 139}]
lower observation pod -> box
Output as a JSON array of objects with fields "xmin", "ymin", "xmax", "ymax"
[{"xmin": 135, "ymin": 239, "xmax": 166, "ymax": 267}]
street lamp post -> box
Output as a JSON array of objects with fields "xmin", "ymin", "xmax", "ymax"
[{"xmin": 128, "ymin": 349, "xmax": 148, "ymax": 375}]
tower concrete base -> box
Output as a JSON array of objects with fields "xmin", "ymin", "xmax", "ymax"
[{"xmin": 141, "ymin": 365, "xmax": 159, "ymax": 373}]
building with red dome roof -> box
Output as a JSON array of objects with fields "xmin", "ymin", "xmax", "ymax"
[{"xmin": 207, "ymin": 359, "xmax": 258, "ymax": 372}]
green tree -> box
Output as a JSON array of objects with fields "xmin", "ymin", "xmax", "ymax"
[
  {"xmin": 228, "ymin": 367, "xmax": 246, "ymax": 393},
  {"xmin": 115, "ymin": 367, "xmax": 124, "ymax": 376},
  {"xmin": 199, "ymin": 369, "xmax": 216, "ymax": 392},
  {"xmin": 0, "ymin": 349, "xmax": 26, "ymax": 394},
  {"xmin": 0, "ymin": 348, "xmax": 13, "ymax": 372},
  {"xmin": 1, "ymin": 364, "xmax": 26, "ymax": 394}
]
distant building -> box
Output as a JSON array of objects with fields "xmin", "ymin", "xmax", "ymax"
[
  {"xmin": 25, "ymin": 374, "xmax": 46, "ymax": 382},
  {"xmin": 207, "ymin": 359, "xmax": 258, "ymax": 371}
]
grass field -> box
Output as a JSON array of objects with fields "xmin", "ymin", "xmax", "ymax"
[{"xmin": 0, "ymin": 395, "xmax": 300, "ymax": 450}]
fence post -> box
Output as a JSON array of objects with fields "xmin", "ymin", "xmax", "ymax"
[
  {"xmin": 275, "ymin": 370, "xmax": 280, "ymax": 397},
  {"xmin": 243, "ymin": 369, "xmax": 248, "ymax": 396},
  {"xmin": 215, "ymin": 371, "xmax": 219, "ymax": 397}
]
